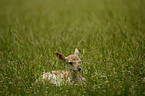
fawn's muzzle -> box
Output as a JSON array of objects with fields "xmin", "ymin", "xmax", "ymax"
[{"xmin": 78, "ymin": 67, "xmax": 82, "ymax": 71}]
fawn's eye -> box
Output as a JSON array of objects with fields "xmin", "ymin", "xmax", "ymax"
[
  {"xmin": 78, "ymin": 61, "xmax": 82, "ymax": 64},
  {"xmin": 69, "ymin": 62, "xmax": 73, "ymax": 65}
]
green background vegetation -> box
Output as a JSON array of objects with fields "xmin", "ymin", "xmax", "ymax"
[{"xmin": 0, "ymin": 0, "xmax": 144, "ymax": 95}]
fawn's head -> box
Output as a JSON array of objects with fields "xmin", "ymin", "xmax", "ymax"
[{"xmin": 55, "ymin": 48, "xmax": 82, "ymax": 72}]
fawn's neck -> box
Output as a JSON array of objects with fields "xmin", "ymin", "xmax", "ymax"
[{"xmin": 68, "ymin": 70, "xmax": 80, "ymax": 83}]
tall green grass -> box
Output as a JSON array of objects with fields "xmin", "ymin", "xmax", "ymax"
[{"xmin": 0, "ymin": 0, "xmax": 144, "ymax": 95}]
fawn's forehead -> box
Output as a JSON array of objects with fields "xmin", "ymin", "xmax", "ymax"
[{"xmin": 66, "ymin": 55, "xmax": 80, "ymax": 62}]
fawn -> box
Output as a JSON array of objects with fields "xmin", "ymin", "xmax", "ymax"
[{"xmin": 36, "ymin": 48, "xmax": 85, "ymax": 86}]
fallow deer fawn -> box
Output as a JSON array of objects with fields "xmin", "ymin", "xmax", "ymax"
[{"xmin": 36, "ymin": 48, "xmax": 85, "ymax": 86}]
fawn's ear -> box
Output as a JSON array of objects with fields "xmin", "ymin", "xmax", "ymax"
[
  {"xmin": 74, "ymin": 48, "xmax": 79, "ymax": 56},
  {"xmin": 55, "ymin": 52, "xmax": 65, "ymax": 61}
]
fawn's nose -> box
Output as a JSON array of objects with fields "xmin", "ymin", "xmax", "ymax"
[{"xmin": 78, "ymin": 67, "xmax": 82, "ymax": 71}]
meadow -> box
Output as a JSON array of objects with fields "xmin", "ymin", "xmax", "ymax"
[{"xmin": 0, "ymin": 0, "xmax": 144, "ymax": 95}]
